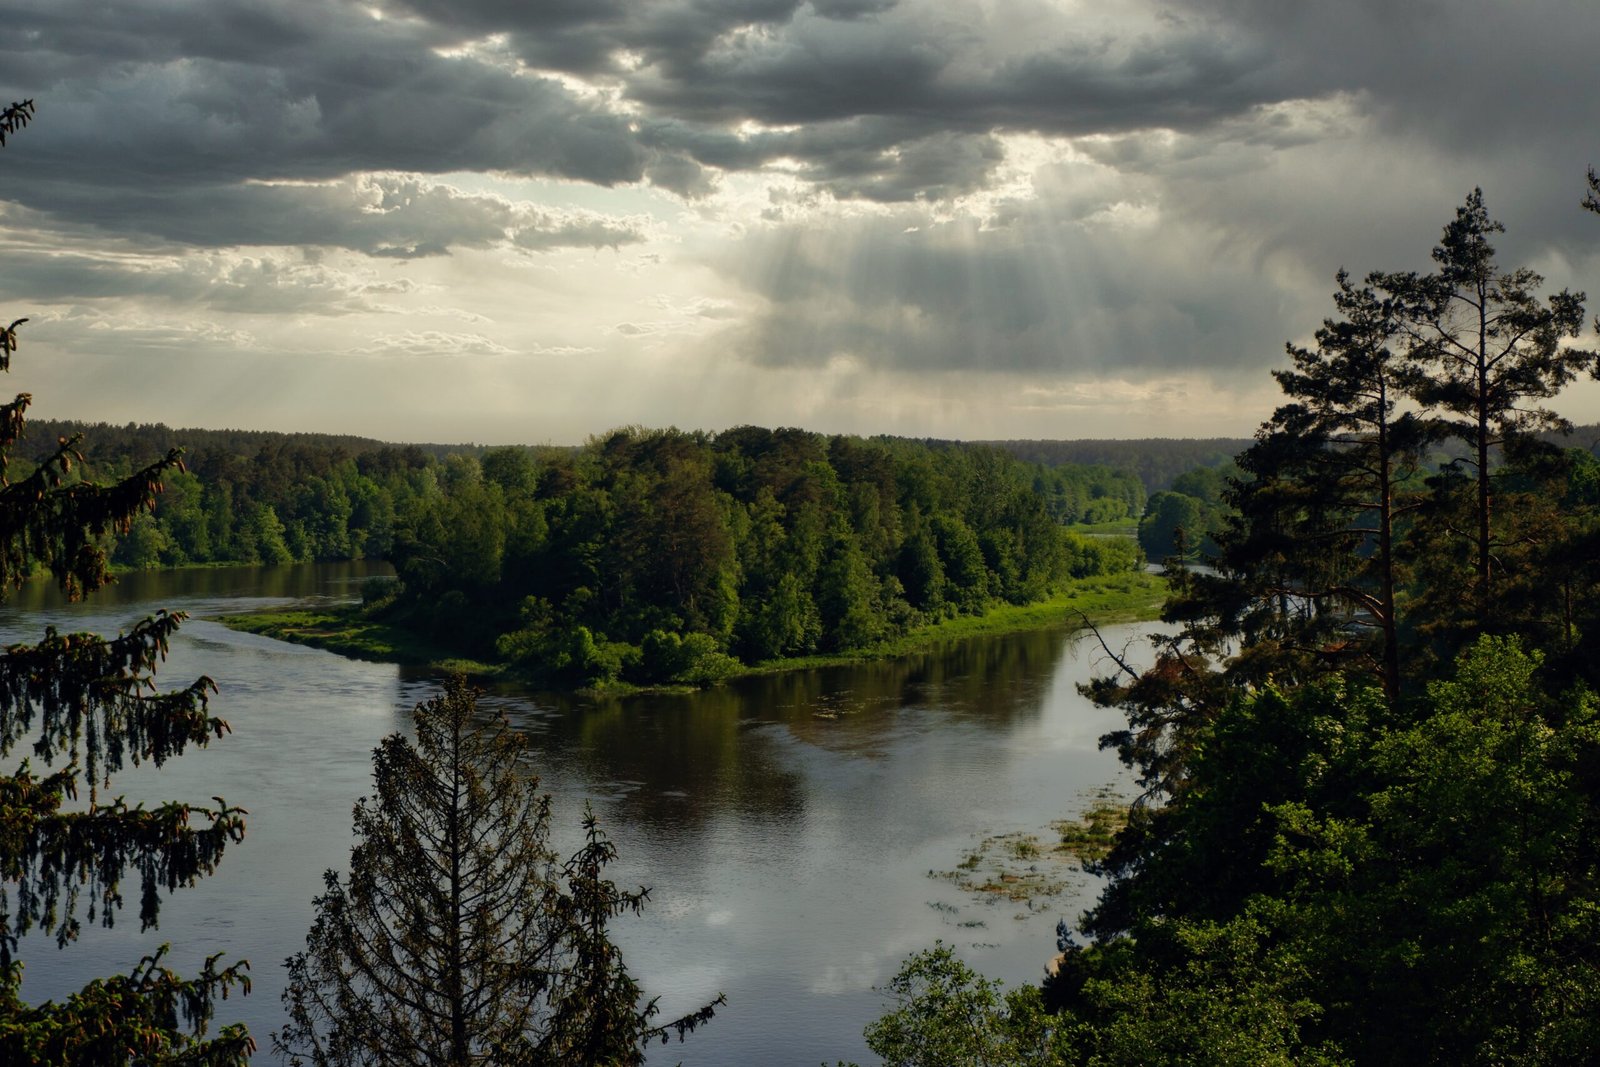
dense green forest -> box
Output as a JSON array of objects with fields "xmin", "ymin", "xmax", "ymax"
[
  {"xmin": 15, "ymin": 420, "xmax": 479, "ymax": 569},
  {"xmin": 20, "ymin": 418, "xmax": 1148, "ymax": 686},
  {"xmin": 850, "ymin": 188, "xmax": 1600, "ymax": 1066},
  {"xmin": 23, "ymin": 420, "xmax": 1148, "ymax": 572},
  {"xmin": 377, "ymin": 427, "xmax": 1144, "ymax": 686}
]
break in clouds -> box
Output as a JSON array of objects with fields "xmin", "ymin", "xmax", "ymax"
[{"xmin": 0, "ymin": 0, "xmax": 1597, "ymax": 439}]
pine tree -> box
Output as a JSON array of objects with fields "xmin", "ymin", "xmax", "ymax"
[
  {"xmin": 1228, "ymin": 270, "xmax": 1441, "ymax": 706},
  {"xmin": 0, "ymin": 99, "xmax": 252, "ymax": 1065},
  {"xmin": 1382, "ymin": 189, "xmax": 1596, "ymax": 626},
  {"xmin": 276, "ymin": 676, "xmax": 719, "ymax": 1067}
]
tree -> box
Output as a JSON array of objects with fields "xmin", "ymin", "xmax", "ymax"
[
  {"xmin": 1045, "ymin": 637, "xmax": 1600, "ymax": 1066},
  {"xmin": 1091, "ymin": 191, "xmax": 1599, "ymax": 798},
  {"xmin": 839, "ymin": 942, "xmax": 1073, "ymax": 1067},
  {"xmin": 1136, "ymin": 490, "xmax": 1206, "ymax": 563},
  {"xmin": 0, "ymin": 99, "xmax": 252, "ymax": 1064},
  {"xmin": 1229, "ymin": 270, "xmax": 1438, "ymax": 706},
  {"xmin": 276, "ymin": 676, "xmax": 719, "ymax": 1066},
  {"xmin": 1383, "ymin": 190, "xmax": 1595, "ymax": 625}
]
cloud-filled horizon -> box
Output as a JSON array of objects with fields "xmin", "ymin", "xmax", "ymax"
[{"xmin": 2, "ymin": 0, "xmax": 1598, "ymax": 445}]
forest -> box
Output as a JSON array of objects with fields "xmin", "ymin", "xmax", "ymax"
[{"xmin": 11, "ymin": 417, "xmax": 1152, "ymax": 687}]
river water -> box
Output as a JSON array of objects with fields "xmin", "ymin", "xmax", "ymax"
[{"xmin": 2, "ymin": 563, "xmax": 1147, "ymax": 1065}]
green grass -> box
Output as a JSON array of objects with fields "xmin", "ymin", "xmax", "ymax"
[
  {"xmin": 1053, "ymin": 800, "xmax": 1131, "ymax": 864},
  {"xmin": 928, "ymin": 785, "xmax": 1135, "ymax": 907},
  {"xmin": 222, "ymin": 610, "xmax": 501, "ymax": 677},
  {"xmin": 107, "ymin": 560, "xmax": 267, "ymax": 574},
  {"xmin": 751, "ymin": 571, "xmax": 1167, "ymax": 674}
]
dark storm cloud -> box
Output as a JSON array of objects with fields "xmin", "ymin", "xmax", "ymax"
[
  {"xmin": 1, "ymin": 32, "xmax": 647, "ymax": 188},
  {"xmin": 0, "ymin": 243, "xmax": 391, "ymax": 316},
  {"xmin": 5, "ymin": 0, "xmax": 1594, "ymax": 216},
  {"xmin": 0, "ymin": 0, "xmax": 652, "ymax": 237},
  {"xmin": 7, "ymin": 175, "xmax": 645, "ymax": 259},
  {"xmin": 1165, "ymin": 0, "xmax": 1597, "ymax": 128},
  {"xmin": 0, "ymin": 170, "xmax": 644, "ymax": 319},
  {"xmin": 0, "ymin": 0, "xmax": 1308, "ymax": 219},
  {"xmin": 0, "ymin": 0, "xmax": 1535, "ymax": 235},
  {"xmin": 2, "ymin": 0, "xmax": 1596, "ymax": 391}
]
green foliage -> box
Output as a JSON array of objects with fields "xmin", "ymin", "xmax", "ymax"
[
  {"xmin": 840, "ymin": 943, "xmax": 1074, "ymax": 1067},
  {"xmin": 36, "ymin": 412, "xmax": 1155, "ymax": 684},
  {"xmin": 861, "ymin": 190, "xmax": 1600, "ymax": 1067},
  {"xmin": 990, "ymin": 438, "xmax": 1248, "ymax": 496},
  {"xmin": 275, "ymin": 677, "xmax": 719, "ymax": 1066},
  {"xmin": 1136, "ymin": 490, "xmax": 1208, "ymax": 561},
  {"xmin": 1060, "ymin": 532, "xmax": 1142, "ymax": 580},
  {"xmin": 637, "ymin": 630, "xmax": 740, "ymax": 686},
  {"xmin": 0, "ymin": 948, "xmax": 253, "ymax": 1066},
  {"xmin": 364, "ymin": 429, "xmax": 1103, "ymax": 681},
  {"xmin": 0, "ymin": 99, "xmax": 249, "ymax": 1062},
  {"xmin": 1034, "ymin": 637, "xmax": 1600, "ymax": 1065}
]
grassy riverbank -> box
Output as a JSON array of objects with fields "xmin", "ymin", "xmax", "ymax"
[
  {"xmin": 221, "ymin": 611, "xmax": 500, "ymax": 676},
  {"xmin": 750, "ymin": 571, "xmax": 1165, "ymax": 674},
  {"xmin": 220, "ymin": 570, "xmax": 1167, "ymax": 687}
]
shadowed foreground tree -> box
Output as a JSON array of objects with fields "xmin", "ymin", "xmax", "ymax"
[
  {"xmin": 276, "ymin": 676, "xmax": 720, "ymax": 1066},
  {"xmin": 0, "ymin": 99, "xmax": 252, "ymax": 1064}
]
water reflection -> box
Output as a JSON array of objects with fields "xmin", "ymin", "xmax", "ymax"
[
  {"xmin": 1, "ymin": 560, "xmax": 393, "ymax": 616},
  {"xmin": 0, "ymin": 564, "xmax": 1145, "ymax": 1066}
]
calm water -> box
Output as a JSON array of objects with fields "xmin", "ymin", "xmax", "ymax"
[{"xmin": 3, "ymin": 563, "xmax": 1145, "ymax": 1065}]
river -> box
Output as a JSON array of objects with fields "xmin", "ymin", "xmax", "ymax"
[{"xmin": 2, "ymin": 562, "xmax": 1148, "ymax": 1065}]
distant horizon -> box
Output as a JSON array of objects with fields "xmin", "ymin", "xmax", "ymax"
[
  {"xmin": 3, "ymin": 2, "xmax": 1598, "ymax": 445},
  {"xmin": 20, "ymin": 410, "xmax": 1265, "ymax": 453}
]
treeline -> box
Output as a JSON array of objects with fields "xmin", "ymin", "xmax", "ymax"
[
  {"xmin": 19, "ymin": 419, "xmax": 1155, "ymax": 573},
  {"xmin": 982, "ymin": 437, "xmax": 1250, "ymax": 492},
  {"xmin": 17, "ymin": 419, "xmax": 489, "ymax": 569},
  {"xmin": 380, "ymin": 426, "xmax": 1144, "ymax": 686}
]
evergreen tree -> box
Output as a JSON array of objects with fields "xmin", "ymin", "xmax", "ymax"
[
  {"xmin": 276, "ymin": 676, "xmax": 719, "ymax": 1066},
  {"xmin": 1230, "ymin": 270, "xmax": 1438, "ymax": 706},
  {"xmin": 1382, "ymin": 190, "xmax": 1595, "ymax": 626},
  {"xmin": 0, "ymin": 99, "xmax": 252, "ymax": 1065}
]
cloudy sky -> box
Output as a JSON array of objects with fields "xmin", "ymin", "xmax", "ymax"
[{"xmin": 1, "ymin": 0, "xmax": 1597, "ymax": 445}]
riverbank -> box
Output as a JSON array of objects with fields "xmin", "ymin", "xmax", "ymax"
[
  {"xmin": 747, "ymin": 571, "xmax": 1165, "ymax": 675},
  {"xmin": 219, "ymin": 609, "xmax": 499, "ymax": 676},
  {"xmin": 219, "ymin": 571, "xmax": 1167, "ymax": 690}
]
